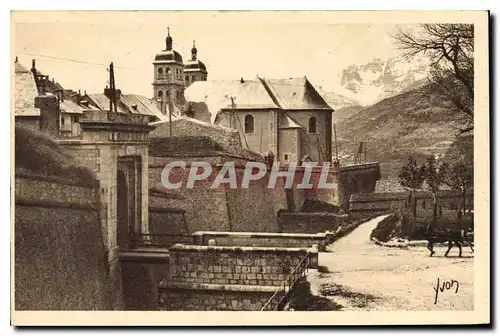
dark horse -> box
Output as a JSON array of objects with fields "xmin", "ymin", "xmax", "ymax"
[{"xmin": 419, "ymin": 225, "xmax": 474, "ymax": 257}]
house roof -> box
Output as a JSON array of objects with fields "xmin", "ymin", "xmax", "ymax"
[
  {"xmin": 14, "ymin": 61, "xmax": 40, "ymax": 117},
  {"xmin": 263, "ymin": 78, "xmax": 332, "ymax": 110},
  {"xmin": 85, "ymin": 94, "xmax": 128, "ymax": 113},
  {"xmin": 60, "ymin": 99, "xmax": 85, "ymax": 114}
]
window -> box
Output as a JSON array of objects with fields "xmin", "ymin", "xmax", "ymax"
[
  {"xmin": 158, "ymin": 67, "xmax": 163, "ymax": 76},
  {"xmin": 284, "ymin": 154, "xmax": 289, "ymax": 160},
  {"xmin": 73, "ymin": 115, "xmax": 79, "ymax": 123},
  {"xmin": 185, "ymin": 75, "xmax": 189, "ymax": 81},
  {"xmin": 158, "ymin": 90, "xmax": 163, "ymax": 99},
  {"xmin": 192, "ymin": 75, "xmax": 196, "ymax": 82},
  {"xmin": 244, "ymin": 114, "xmax": 254, "ymax": 134},
  {"xmin": 166, "ymin": 67, "xmax": 170, "ymax": 74},
  {"xmin": 61, "ymin": 117, "xmax": 65, "ymax": 125},
  {"xmin": 308, "ymin": 117, "xmax": 317, "ymax": 133}
]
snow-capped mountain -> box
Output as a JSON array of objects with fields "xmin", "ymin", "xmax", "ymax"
[{"xmin": 339, "ymin": 56, "xmax": 430, "ymax": 106}]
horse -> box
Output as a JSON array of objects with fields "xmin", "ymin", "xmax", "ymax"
[{"xmin": 418, "ymin": 225, "xmax": 474, "ymax": 257}]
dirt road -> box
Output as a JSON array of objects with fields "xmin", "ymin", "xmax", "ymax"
[{"xmin": 307, "ymin": 215, "xmax": 474, "ymax": 311}]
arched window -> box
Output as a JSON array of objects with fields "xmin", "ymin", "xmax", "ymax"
[
  {"xmin": 158, "ymin": 67, "xmax": 163, "ymax": 76},
  {"xmin": 157, "ymin": 90, "xmax": 163, "ymax": 99},
  {"xmin": 308, "ymin": 117, "xmax": 317, "ymax": 133},
  {"xmin": 185, "ymin": 75, "xmax": 189, "ymax": 81},
  {"xmin": 166, "ymin": 67, "xmax": 170, "ymax": 74},
  {"xmin": 192, "ymin": 75, "xmax": 196, "ymax": 82},
  {"xmin": 244, "ymin": 114, "xmax": 254, "ymax": 134}
]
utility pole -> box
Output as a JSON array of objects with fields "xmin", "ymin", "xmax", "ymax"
[{"xmin": 333, "ymin": 122, "xmax": 339, "ymax": 163}]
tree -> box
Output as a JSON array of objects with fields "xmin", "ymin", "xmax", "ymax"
[
  {"xmin": 398, "ymin": 155, "xmax": 425, "ymax": 217},
  {"xmin": 393, "ymin": 24, "xmax": 474, "ymax": 134},
  {"xmin": 422, "ymin": 155, "xmax": 449, "ymax": 228},
  {"xmin": 447, "ymin": 161, "xmax": 473, "ymax": 213},
  {"xmin": 445, "ymin": 134, "xmax": 474, "ymax": 212}
]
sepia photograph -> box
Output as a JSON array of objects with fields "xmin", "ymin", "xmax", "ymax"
[{"xmin": 10, "ymin": 10, "xmax": 490, "ymax": 326}]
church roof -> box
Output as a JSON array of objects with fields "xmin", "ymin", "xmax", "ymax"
[
  {"xmin": 154, "ymin": 50, "xmax": 183, "ymax": 65},
  {"xmin": 279, "ymin": 113, "xmax": 302, "ymax": 129},
  {"xmin": 14, "ymin": 61, "xmax": 40, "ymax": 117},
  {"xmin": 184, "ymin": 79, "xmax": 279, "ymax": 123},
  {"xmin": 263, "ymin": 77, "xmax": 332, "ymax": 110},
  {"xmin": 184, "ymin": 59, "xmax": 207, "ymax": 73},
  {"xmin": 183, "ymin": 77, "xmax": 333, "ymax": 123}
]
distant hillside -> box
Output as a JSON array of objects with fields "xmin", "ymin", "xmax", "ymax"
[
  {"xmin": 335, "ymin": 85, "xmax": 467, "ymax": 192},
  {"xmin": 332, "ymin": 105, "xmax": 365, "ymax": 124}
]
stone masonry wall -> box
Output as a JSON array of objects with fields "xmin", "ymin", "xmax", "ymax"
[
  {"xmin": 167, "ymin": 244, "xmax": 313, "ymax": 287},
  {"xmin": 192, "ymin": 231, "xmax": 326, "ymax": 251},
  {"xmin": 149, "ymin": 155, "xmax": 286, "ymax": 233},
  {"xmin": 159, "ymin": 286, "xmax": 283, "ymax": 311},
  {"xmin": 15, "ymin": 174, "xmax": 112, "ymax": 310}
]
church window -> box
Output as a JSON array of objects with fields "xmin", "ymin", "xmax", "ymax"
[
  {"xmin": 244, "ymin": 114, "xmax": 254, "ymax": 134},
  {"xmin": 185, "ymin": 75, "xmax": 189, "ymax": 82},
  {"xmin": 158, "ymin": 90, "xmax": 163, "ymax": 99},
  {"xmin": 166, "ymin": 67, "xmax": 170, "ymax": 75},
  {"xmin": 158, "ymin": 67, "xmax": 163, "ymax": 76},
  {"xmin": 192, "ymin": 75, "xmax": 196, "ymax": 82},
  {"xmin": 308, "ymin": 117, "xmax": 317, "ymax": 133}
]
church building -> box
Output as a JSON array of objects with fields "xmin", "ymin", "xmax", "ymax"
[
  {"xmin": 183, "ymin": 77, "xmax": 334, "ymax": 165},
  {"xmin": 152, "ymin": 28, "xmax": 208, "ymax": 114}
]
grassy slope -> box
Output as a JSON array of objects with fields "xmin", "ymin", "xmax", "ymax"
[
  {"xmin": 335, "ymin": 86, "xmax": 465, "ymax": 192},
  {"xmin": 15, "ymin": 125, "xmax": 96, "ymax": 184},
  {"xmin": 332, "ymin": 105, "xmax": 365, "ymax": 124}
]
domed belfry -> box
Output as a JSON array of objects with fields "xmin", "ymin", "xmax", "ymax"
[
  {"xmin": 152, "ymin": 27, "xmax": 185, "ymax": 113},
  {"xmin": 184, "ymin": 40, "xmax": 208, "ymax": 88}
]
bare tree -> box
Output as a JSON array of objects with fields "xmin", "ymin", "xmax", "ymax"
[
  {"xmin": 445, "ymin": 134, "xmax": 474, "ymax": 212},
  {"xmin": 398, "ymin": 155, "xmax": 425, "ymax": 217},
  {"xmin": 447, "ymin": 161, "xmax": 473, "ymax": 213},
  {"xmin": 393, "ymin": 24, "xmax": 474, "ymax": 134},
  {"xmin": 422, "ymin": 155, "xmax": 449, "ymax": 228}
]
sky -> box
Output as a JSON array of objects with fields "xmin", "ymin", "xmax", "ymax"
[{"xmin": 12, "ymin": 12, "xmax": 420, "ymax": 98}]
